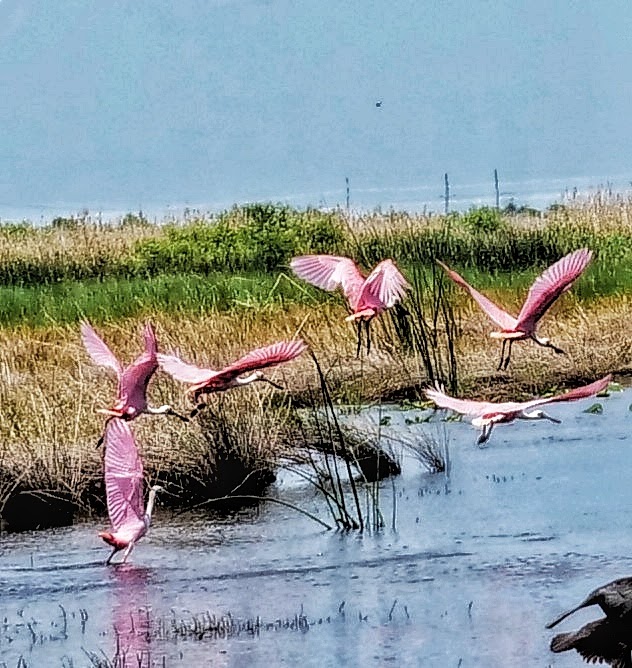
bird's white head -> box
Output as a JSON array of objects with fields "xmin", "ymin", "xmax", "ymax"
[
  {"xmin": 150, "ymin": 484, "xmax": 165, "ymax": 493},
  {"xmin": 524, "ymin": 409, "xmax": 561, "ymax": 423}
]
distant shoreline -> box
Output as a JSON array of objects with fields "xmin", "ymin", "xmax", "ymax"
[{"xmin": 2, "ymin": 173, "xmax": 632, "ymax": 225}]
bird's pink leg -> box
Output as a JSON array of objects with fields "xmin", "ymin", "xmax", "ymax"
[{"xmin": 121, "ymin": 541, "xmax": 135, "ymax": 563}]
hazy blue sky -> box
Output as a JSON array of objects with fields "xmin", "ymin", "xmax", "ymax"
[{"xmin": 1, "ymin": 0, "xmax": 632, "ymax": 215}]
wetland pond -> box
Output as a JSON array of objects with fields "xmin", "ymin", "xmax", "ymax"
[{"xmin": 1, "ymin": 389, "xmax": 631, "ymax": 667}]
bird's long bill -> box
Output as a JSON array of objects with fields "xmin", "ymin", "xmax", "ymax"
[
  {"xmin": 96, "ymin": 407, "xmax": 124, "ymax": 417},
  {"xmin": 263, "ymin": 377, "xmax": 284, "ymax": 390},
  {"xmin": 543, "ymin": 412, "xmax": 562, "ymax": 424},
  {"xmin": 545, "ymin": 603, "xmax": 586, "ymax": 629},
  {"xmin": 167, "ymin": 407, "xmax": 190, "ymax": 422}
]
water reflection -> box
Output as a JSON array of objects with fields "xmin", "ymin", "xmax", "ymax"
[{"xmin": 108, "ymin": 564, "xmax": 153, "ymax": 668}]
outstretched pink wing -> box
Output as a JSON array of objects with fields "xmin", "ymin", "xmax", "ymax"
[
  {"xmin": 157, "ymin": 353, "xmax": 217, "ymax": 385},
  {"xmin": 437, "ymin": 261, "xmax": 518, "ymax": 331},
  {"xmin": 358, "ymin": 259, "xmax": 409, "ymax": 310},
  {"xmin": 120, "ymin": 323, "xmax": 158, "ymax": 405},
  {"xmin": 81, "ymin": 321, "xmax": 123, "ymax": 377},
  {"xmin": 104, "ymin": 419, "xmax": 144, "ymax": 531},
  {"xmin": 515, "ymin": 248, "xmax": 593, "ymax": 331},
  {"xmin": 142, "ymin": 322, "xmax": 157, "ymax": 357},
  {"xmin": 524, "ymin": 374, "xmax": 612, "ymax": 410},
  {"xmin": 215, "ymin": 339, "xmax": 308, "ymax": 382},
  {"xmin": 424, "ymin": 387, "xmax": 498, "ymax": 418},
  {"xmin": 291, "ymin": 255, "xmax": 366, "ymax": 306}
]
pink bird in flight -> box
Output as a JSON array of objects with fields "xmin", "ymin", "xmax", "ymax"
[
  {"xmin": 99, "ymin": 418, "xmax": 162, "ymax": 565},
  {"xmin": 437, "ymin": 248, "xmax": 593, "ymax": 370},
  {"xmin": 158, "ymin": 339, "xmax": 307, "ymax": 417},
  {"xmin": 425, "ymin": 374, "xmax": 611, "ymax": 445},
  {"xmin": 81, "ymin": 321, "xmax": 188, "ymax": 446},
  {"xmin": 290, "ymin": 255, "xmax": 409, "ymax": 356}
]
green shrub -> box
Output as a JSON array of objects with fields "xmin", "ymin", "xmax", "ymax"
[{"xmin": 459, "ymin": 206, "xmax": 506, "ymax": 233}]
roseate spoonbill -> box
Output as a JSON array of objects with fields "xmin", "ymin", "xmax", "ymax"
[
  {"xmin": 98, "ymin": 418, "xmax": 162, "ymax": 565},
  {"xmin": 290, "ymin": 255, "xmax": 409, "ymax": 356},
  {"xmin": 424, "ymin": 374, "xmax": 611, "ymax": 445},
  {"xmin": 158, "ymin": 339, "xmax": 307, "ymax": 417},
  {"xmin": 437, "ymin": 248, "xmax": 593, "ymax": 370},
  {"xmin": 81, "ymin": 321, "xmax": 188, "ymax": 446},
  {"xmin": 547, "ymin": 577, "xmax": 632, "ymax": 667}
]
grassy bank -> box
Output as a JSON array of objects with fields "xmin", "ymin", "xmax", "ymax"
[{"xmin": 0, "ymin": 199, "xmax": 631, "ymax": 530}]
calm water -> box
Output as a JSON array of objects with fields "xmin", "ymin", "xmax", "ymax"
[{"xmin": 0, "ymin": 389, "xmax": 630, "ymax": 667}]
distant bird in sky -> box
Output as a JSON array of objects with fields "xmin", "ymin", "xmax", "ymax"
[
  {"xmin": 547, "ymin": 576, "xmax": 632, "ymax": 667},
  {"xmin": 158, "ymin": 339, "xmax": 307, "ymax": 417},
  {"xmin": 425, "ymin": 374, "xmax": 611, "ymax": 445},
  {"xmin": 437, "ymin": 248, "xmax": 593, "ymax": 370},
  {"xmin": 98, "ymin": 418, "xmax": 162, "ymax": 565},
  {"xmin": 375, "ymin": 100, "xmax": 382, "ymax": 107},
  {"xmin": 81, "ymin": 321, "xmax": 188, "ymax": 446},
  {"xmin": 290, "ymin": 255, "xmax": 409, "ymax": 356}
]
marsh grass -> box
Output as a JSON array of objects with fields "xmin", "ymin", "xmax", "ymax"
[{"xmin": 0, "ymin": 200, "xmax": 630, "ymax": 529}]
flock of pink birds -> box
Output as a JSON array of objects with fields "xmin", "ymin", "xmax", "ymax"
[{"xmin": 82, "ymin": 249, "xmax": 609, "ymax": 565}]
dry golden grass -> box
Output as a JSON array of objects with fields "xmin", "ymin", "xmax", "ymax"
[
  {"xmin": 0, "ymin": 220, "xmax": 161, "ymax": 268},
  {"xmin": 1, "ymin": 293, "xmax": 627, "ymax": 495}
]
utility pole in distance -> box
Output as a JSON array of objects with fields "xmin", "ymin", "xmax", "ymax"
[
  {"xmin": 345, "ymin": 176, "xmax": 350, "ymax": 214},
  {"xmin": 444, "ymin": 173, "xmax": 450, "ymax": 214},
  {"xmin": 494, "ymin": 169, "xmax": 500, "ymax": 209}
]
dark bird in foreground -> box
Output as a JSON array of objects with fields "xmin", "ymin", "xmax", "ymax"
[
  {"xmin": 549, "ymin": 617, "xmax": 632, "ymax": 668},
  {"xmin": 547, "ymin": 578, "xmax": 632, "ymax": 629},
  {"xmin": 547, "ymin": 577, "xmax": 632, "ymax": 667}
]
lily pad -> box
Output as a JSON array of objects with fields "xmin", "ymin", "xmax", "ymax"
[{"xmin": 583, "ymin": 403, "xmax": 603, "ymax": 414}]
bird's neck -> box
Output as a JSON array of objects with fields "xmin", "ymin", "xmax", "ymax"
[
  {"xmin": 520, "ymin": 410, "xmax": 543, "ymax": 421},
  {"xmin": 144, "ymin": 489, "xmax": 159, "ymax": 526},
  {"xmin": 235, "ymin": 372, "xmax": 260, "ymax": 386}
]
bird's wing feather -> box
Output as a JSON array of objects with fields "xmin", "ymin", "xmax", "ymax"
[
  {"xmin": 80, "ymin": 321, "xmax": 123, "ymax": 377},
  {"xmin": 516, "ymin": 248, "xmax": 592, "ymax": 329},
  {"xmin": 157, "ymin": 353, "xmax": 217, "ymax": 386},
  {"xmin": 120, "ymin": 355, "xmax": 157, "ymax": 404},
  {"xmin": 291, "ymin": 255, "xmax": 366, "ymax": 305},
  {"xmin": 119, "ymin": 322, "xmax": 159, "ymax": 402},
  {"xmin": 104, "ymin": 419, "xmax": 144, "ymax": 531},
  {"xmin": 437, "ymin": 261, "xmax": 518, "ymax": 330},
  {"xmin": 424, "ymin": 387, "xmax": 498, "ymax": 417},
  {"xmin": 143, "ymin": 322, "xmax": 157, "ymax": 357},
  {"xmin": 215, "ymin": 340, "xmax": 308, "ymax": 382},
  {"xmin": 551, "ymin": 618, "xmax": 631, "ymax": 666},
  {"xmin": 522, "ymin": 374, "xmax": 612, "ymax": 411},
  {"xmin": 358, "ymin": 259, "xmax": 410, "ymax": 309}
]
